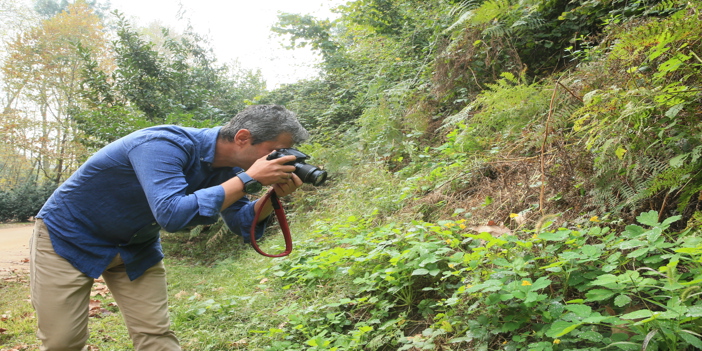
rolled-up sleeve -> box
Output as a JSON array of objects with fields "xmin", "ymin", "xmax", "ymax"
[
  {"xmin": 221, "ymin": 198, "xmax": 268, "ymax": 242},
  {"xmin": 129, "ymin": 138, "xmax": 225, "ymax": 232}
]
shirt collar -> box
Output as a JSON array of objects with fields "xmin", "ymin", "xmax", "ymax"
[{"xmin": 198, "ymin": 126, "xmax": 221, "ymax": 167}]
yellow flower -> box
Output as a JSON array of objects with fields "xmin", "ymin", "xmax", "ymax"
[
  {"xmin": 509, "ymin": 213, "xmax": 519, "ymax": 218},
  {"xmin": 590, "ymin": 216, "xmax": 600, "ymax": 222},
  {"xmin": 521, "ymin": 280, "xmax": 532, "ymax": 286},
  {"xmin": 449, "ymin": 263, "xmax": 455, "ymax": 268},
  {"xmin": 445, "ymin": 239, "xmax": 452, "ymax": 245},
  {"xmin": 459, "ymin": 224, "xmax": 467, "ymax": 229},
  {"xmin": 553, "ymin": 339, "xmax": 561, "ymax": 344}
]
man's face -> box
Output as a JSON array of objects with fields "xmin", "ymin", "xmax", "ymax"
[{"xmin": 241, "ymin": 132, "xmax": 294, "ymax": 169}]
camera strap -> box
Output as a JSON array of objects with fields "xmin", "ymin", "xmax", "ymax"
[{"xmin": 249, "ymin": 189, "xmax": 293, "ymax": 257}]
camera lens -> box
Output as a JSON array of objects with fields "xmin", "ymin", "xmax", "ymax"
[{"xmin": 295, "ymin": 163, "xmax": 328, "ymax": 186}]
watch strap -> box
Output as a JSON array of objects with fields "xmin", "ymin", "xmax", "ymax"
[{"xmin": 236, "ymin": 171, "xmax": 262, "ymax": 194}]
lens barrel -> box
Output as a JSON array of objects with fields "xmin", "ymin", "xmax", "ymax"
[{"xmin": 294, "ymin": 163, "xmax": 328, "ymax": 186}]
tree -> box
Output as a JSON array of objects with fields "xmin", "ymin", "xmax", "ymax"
[
  {"xmin": 1, "ymin": 0, "xmax": 106, "ymax": 183},
  {"xmin": 76, "ymin": 14, "xmax": 268, "ymax": 146}
]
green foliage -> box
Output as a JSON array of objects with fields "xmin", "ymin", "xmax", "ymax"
[
  {"xmin": 237, "ymin": 209, "xmax": 702, "ymax": 350},
  {"xmin": 442, "ymin": 72, "xmax": 551, "ymax": 152},
  {"xmin": 570, "ymin": 3, "xmax": 702, "ymax": 216},
  {"xmin": 75, "ymin": 12, "xmax": 266, "ymax": 147},
  {"xmin": 0, "ymin": 181, "xmax": 56, "ymax": 222}
]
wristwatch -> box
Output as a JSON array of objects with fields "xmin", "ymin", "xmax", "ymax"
[{"xmin": 236, "ymin": 172, "xmax": 262, "ymax": 194}]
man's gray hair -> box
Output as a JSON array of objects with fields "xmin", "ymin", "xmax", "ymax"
[{"xmin": 220, "ymin": 105, "xmax": 309, "ymax": 145}]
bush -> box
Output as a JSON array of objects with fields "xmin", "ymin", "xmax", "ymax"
[{"xmin": 0, "ymin": 182, "xmax": 56, "ymax": 222}]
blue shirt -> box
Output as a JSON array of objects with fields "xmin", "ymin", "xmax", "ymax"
[{"xmin": 37, "ymin": 125, "xmax": 267, "ymax": 280}]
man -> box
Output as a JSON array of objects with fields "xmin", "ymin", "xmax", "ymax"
[{"xmin": 31, "ymin": 105, "xmax": 308, "ymax": 350}]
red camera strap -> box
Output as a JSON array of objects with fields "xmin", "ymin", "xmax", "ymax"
[{"xmin": 249, "ymin": 189, "xmax": 293, "ymax": 257}]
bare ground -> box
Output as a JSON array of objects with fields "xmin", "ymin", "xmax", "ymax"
[{"xmin": 0, "ymin": 224, "xmax": 33, "ymax": 277}]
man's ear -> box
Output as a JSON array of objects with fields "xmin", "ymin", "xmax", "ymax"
[{"xmin": 234, "ymin": 129, "xmax": 252, "ymax": 146}]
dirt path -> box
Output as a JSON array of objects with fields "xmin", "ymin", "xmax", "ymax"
[{"xmin": 0, "ymin": 224, "xmax": 33, "ymax": 276}]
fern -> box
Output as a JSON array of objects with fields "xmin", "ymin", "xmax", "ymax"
[{"xmin": 444, "ymin": 0, "xmax": 482, "ymax": 33}]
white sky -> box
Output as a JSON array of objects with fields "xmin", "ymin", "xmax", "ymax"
[{"xmin": 111, "ymin": 0, "xmax": 342, "ymax": 88}]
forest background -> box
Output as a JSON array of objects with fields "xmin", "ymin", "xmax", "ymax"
[{"xmin": 1, "ymin": 0, "xmax": 702, "ymax": 350}]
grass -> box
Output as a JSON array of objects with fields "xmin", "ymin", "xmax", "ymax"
[
  {"xmin": 0, "ymin": 165, "xmax": 394, "ymax": 350},
  {"xmin": 0, "ymin": 217, "xmax": 319, "ymax": 351}
]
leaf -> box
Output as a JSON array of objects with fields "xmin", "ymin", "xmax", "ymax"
[
  {"xmin": 565, "ymin": 304, "xmax": 592, "ymax": 318},
  {"xmin": 591, "ymin": 274, "xmax": 618, "ymax": 287},
  {"xmin": 618, "ymin": 239, "xmax": 647, "ymax": 250},
  {"xmin": 636, "ymin": 211, "xmax": 660, "ymax": 227},
  {"xmin": 538, "ymin": 231, "xmax": 569, "ymax": 241},
  {"xmin": 679, "ymin": 331, "xmax": 702, "ymax": 349},
  {"xmin": 623, "ymin": 224, "xmax": 646, "ymax": 238},
  {"xmin": 412, "ymin": 268, "xmax": 429, "ymax": 276},
  {"xmin": 665, "ymin": 103, "xmax": 685, "ymax": 118},
  {"xmin": 668, "ymin": 154, "xmax": 690, "ymax": 168},
  {"xmin": 546, "ymin": 320, "xmax": 582, "ymax": 338},
  {"xmin": 686, "ymin": 306, "xmax": 702, "ymax": 318},
  {"xmin": 585, "ymin": 289, "xmax": 616, "ymax": 302},
  {"xmin": 620, "ymin": 309, "xmax": 656, "ymax": 320},
  {"xmin": 530, "ymin": 277, "xmax": 552, "ymax": 291},
  {"xmin": 614, "ymin": 294, "xmax": 632, "ymax": 307},
  {"xmin": 626, "ymin": 247, "xmax": 650, "ymax": 259}
]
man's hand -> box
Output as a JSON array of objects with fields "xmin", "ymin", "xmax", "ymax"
[
  {"xmin": 246, "ymin": 154, "xmax": 297, "ymax": 186},
  {"xmin": 272, "ymin": 173, "xmax": 303, "ymax": 197}
]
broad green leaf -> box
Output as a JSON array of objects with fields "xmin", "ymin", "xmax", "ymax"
[
  {"xmin": 525, "ymin": 292, "xmax": 547, "ymax": 304},
  {"xmin": 500, "ymin": 294, "xmax": 514, "ymax": 301},
  {"xmin": 560, "ymin": 252, "xmax": 583, "ymax": 260},
  {"xmin": 412, "ymin": 268, "xmax": 429, "ymax": 276},
  {"xmin": 679, "ymin": 331, "xmax": 702, "ymax": 349},
  {"xmin": 585, "ymin": 289, "xmax": 616, "ymax": 302},
  {"xmin": 665, "ymin": 103, "xmax": 685, "ymax": 118},
  {"xmin": 581, "ymin": 245, "xmax": 602, "ymax": 258},
  {"xmin": 620, "ymin": 309, "xmax": 656, "ymax": 320},
  {"xmin": 546, "ymin": 320, "xmax": 582, "ymax": 338},
  {"xmin": 686, "ymin": 306, "xmax": 702, "ymax": 318},
  {"xmin": 637, "ymin": 211, "xmax": 660, "ymax": 227},
  {"xmin": 619, "ymin": 239, "xmax": 647, "ymax": 250},
  {"xmin": 591, "ymin": 274, "xmax": 618, "ymax": 287},
  {"xmin": 626, "ymin": 247, "xmax": 650, "ymax": 259},
  {"xmin": 646, "ymin": 227, "xmax": 662, "ymax": 242},
  {"xmin": 583, "ymin": 314, "xmax": 611, "ymax": 323},
  {"xmin": 623, "ymin": 224, "xmax": 646, "ymax": 238},
  {"xmin": 530, "ymin": 277, "xmax": 552, "ymax": 291},
  {"xmin": 565, "ymin": 304, "xmax": 592, "ymax": 318},
  {"xmin": 538, "ymin": 231, "xmax": 569, "ymax": 241},
  {"xmin": 614, "ymin": 295, "xmax": 632, "ymax": 307},
  {"xmin": 579, "ymin": 330, "xmax": 604, "ymax": 342}
]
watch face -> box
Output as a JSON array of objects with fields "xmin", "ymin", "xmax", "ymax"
[{"xmin": 245, "ymin": 180, "xmax": 262, "ymax": 194}]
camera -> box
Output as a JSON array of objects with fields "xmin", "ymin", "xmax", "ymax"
[{"xmin": 267, "ymin": 148, "xmax": 328, "ymax": 186}]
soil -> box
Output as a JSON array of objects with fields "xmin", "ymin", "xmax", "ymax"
[{"xmin": 0, "ymin": 224, "xmax": 33, "ymax": 276}]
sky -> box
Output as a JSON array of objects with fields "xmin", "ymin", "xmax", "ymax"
[{"xmin": 110, "ymin": 0, "xmax": 342, "ymax": 88}]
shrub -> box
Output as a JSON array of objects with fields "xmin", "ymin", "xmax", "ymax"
[{"xmin": 0, "ymin": 182, "xmax": 56, "ymax": 222}]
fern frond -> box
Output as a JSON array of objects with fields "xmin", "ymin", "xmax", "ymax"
[
  {"xmin": 643, "ymin": 0, "xmax": 688, "ymax": 16},
  {"xmin": 444, "ymin": 0, "xmax": 483, "ymax": 33}
]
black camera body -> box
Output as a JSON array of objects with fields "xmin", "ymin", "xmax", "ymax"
[{"xmin": 267, "ymin": 148, "xmax": 327, "ymax": 186}]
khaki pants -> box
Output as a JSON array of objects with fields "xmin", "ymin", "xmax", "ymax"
[{"xmin": 30, "ymin": 219, "xmax": 180, "ymax": 351}]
